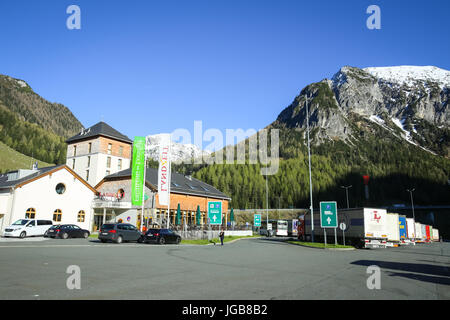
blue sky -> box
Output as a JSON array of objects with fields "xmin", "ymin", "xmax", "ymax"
[{"xmin": 1, "ymin": 0, "xmax": 449, "ymax": 150}]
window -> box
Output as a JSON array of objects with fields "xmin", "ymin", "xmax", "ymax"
[
  {"xmin": 55, "ymin": 183, "xmax": 66, "ymax": 195},
  {"xmin": 119, "ymin": 146, "xmax": 123, "ymax": 156},
  {"xmin": 107, "ymin": 143, "xmax": 112, "ymax": 155},
  {"xmin": 87, "ymin": 156, "xmax": 91, "ymax": 167},
  {"xmin": 77, "ymin": 210, "xmax": 85, "ymax": 223},
  {"xmin": 106, "ymin": 170, "xmax": 110, "ymax": 176},
  {"xmin": 25, "ymin": 208, "xmax": 36, "ymax": 219},
  {"xmin": 118, "ymin": 159, "xmax": 122, "ymax": 171},
  {"xmin": 86, "ymin": 170, "xmax": 90, "ymax": 181},
  {"xmin": 73, "ymin": 145, "xmax": 77, "ymax": 156},
  {"xmin": 88, "ymin": 142, "xmax": 92, "ymax": 153},
  {"xmin": 107, "ymin": 157, "xmax": 111, "ymax": 168},
  {"xmin": 72, "ymin": 159, "xmax": 76, "ymax": 169},
  {"xmin": 53, "ymin": 209, "xmax": 62, "ymax": 222}
]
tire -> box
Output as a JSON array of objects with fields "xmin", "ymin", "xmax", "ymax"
[
  {"xmin": 159, "ymin": 237, "xmax": 165, "ymax": 245},
  {"xmin": 83, "ymin": 232, "xmax": 89, "ymax": 239},
  {"xmin": 176, "ymin": 237, "xmax": 181, "ymax": 244},
  {"xmin": 19, "ymin": 231, "xmax": 26, "ymax": 239},
  {"xmin": 61, "ymin": 233, "xmax": 69, "ymax": 239},
  {"xmin": 115, "ymin": 236, "xmax": 123, "ymax": 244},
  {"xmin": 137, "ymin": 237, "xmax": 143, "ymax": 244}
]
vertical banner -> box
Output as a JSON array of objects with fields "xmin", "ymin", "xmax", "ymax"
[
  {"xmin": 131, "ymin": 136, "xmax": 146, "ymax": 206},
  {"xmin": 158, "ymin": 133, "xmax": 171, "ymax": 206}
]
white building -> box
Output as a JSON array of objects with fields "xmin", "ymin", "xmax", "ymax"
[
  {"xmin": 66, "ymin": 122, "xmax": 132, "ymax": 187},
  {"xmin": 0, "ymin": 165, "xmax": 97, "ymax": 231}
]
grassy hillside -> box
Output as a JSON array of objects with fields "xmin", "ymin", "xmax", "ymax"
[{"xmin": 0, "ymin": 141, "xmax": 53, "ymax": 173}]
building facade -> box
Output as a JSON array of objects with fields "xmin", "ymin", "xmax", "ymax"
[
  {"xmin": 94, "ymin": 167, "xmax": 231, "ymax": 231},
  {"xmin": 66, "ymin": 122, "xmax": 132, "ymax": 187},
  {"xmin": 0, "ymin": 165, "xmax": 97, "ymax": 231}
]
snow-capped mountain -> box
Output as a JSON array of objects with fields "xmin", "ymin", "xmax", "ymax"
[
  {"xmin": 363, "ymin": 66, "xmax": 450, "ymax": 89},
  {"xmin": 146, "ymin": 134, "xmax": 211, "ymax": 163},
  {"xmin": 273, "ymin": 65, "xmax": 450, "ymax": 157}
]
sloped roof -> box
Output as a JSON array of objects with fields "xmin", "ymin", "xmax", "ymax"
[
  {"xmin": 66, "ymin": 122, "xmax": 132, "ymax": 144},
  {"xmin": 97, "ymin": 167, "xmax": 231, "ymax": 200},
  {"xmin": 0, "ymin": 165, "xmax": 97, "ymax": 193}
]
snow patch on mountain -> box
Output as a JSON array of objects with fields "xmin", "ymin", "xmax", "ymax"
[
  {"xmin": 146, "ymin": 134, "xmax": 211, "ymax": 163},
  {"xmin": 364, "ymin": 66, "xmax": 450, "ymax": 89}
]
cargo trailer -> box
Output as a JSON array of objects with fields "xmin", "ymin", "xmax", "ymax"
[
  {"xmin": 425, "ymin": 225, "xmax": 431, "ymax": 243},
  {"xmin": 432, "ymin": 228, "xmax": 439, "ymax": 242},
  {"xmin": 415, "ymin": 223, "xmax": 424, "ymax": 243},
  {"xmin": 398, "ymin": 215, "xmax": 408, "ymax": 245},
  {"xmin": 420, "ymin": 224, "xmax": 427, "ymax": 243},
  {"xmin": 386, "ymin": 213, "xmax": 400, "ymax": 247},
  {"xmin": 302, "ymin": 208, "xmax": 388, "ymax": 248},
  {"xmin": 405, "ymin": 218, "xmax": 416, "ymax": 245}
]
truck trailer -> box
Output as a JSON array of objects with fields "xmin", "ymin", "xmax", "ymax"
[
  {"xmin": 386, "ymin": 213, "xmax": 400, "ymax": 247},
  {"xmin": 405, "ymin": 218, "xmax": 416, "ymax": 245},
  {"xmin": 302, "ymin": 208, "xmax": 388, "ymax": 248}
]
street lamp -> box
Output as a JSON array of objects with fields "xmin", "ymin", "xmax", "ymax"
[
  {"xmin": 407, "ymin": 188, "xmax": 416, "ymax": 239},
  {"xmin": 406, "ymin": 188, "xmax": 416, "ymax": 221},
  {"xmin": 341, "ymin": 185, "xmax": 352, "ymax": 209},
  {"xmin": 306, "ymin": 94, "xmax": 314, "ymax": 242}
]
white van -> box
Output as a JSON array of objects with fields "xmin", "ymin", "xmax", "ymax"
[{"xmin": 3, "ymin": 219, "xmax": 53, "ymax": 238}]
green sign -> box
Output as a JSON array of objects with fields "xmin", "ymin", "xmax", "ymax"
[
  {"xmin": 208, "ymin": 201, "xmax": 222, "ymax": 225},
  {"xmin": 254, "ymin": 214, "xmax": 261, "ymax": 227},
  {"xmin": 320, "ymin": 201, "xmax": 338, "ymax": 228},
  {"xmin": 131, "ymin": 136, "xmax": 146, "ymax": 206}
]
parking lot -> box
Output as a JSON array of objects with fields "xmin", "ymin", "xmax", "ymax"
[{"xmin": 0, "ymin": 236, "xmax": 448, "ymax": 300}]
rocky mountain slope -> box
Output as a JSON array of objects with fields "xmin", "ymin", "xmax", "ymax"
[
  {"xmin": 0, "ymin": 75, "xmax": 83, "ymax": 138},
  {"xmin": 273, "ymin": 66, "xmax": 449, "ymax": 157}
]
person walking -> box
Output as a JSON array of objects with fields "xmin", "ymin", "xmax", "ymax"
[{"xmin": 219, "ymin": 229, "xmax": 225, "ymax": 246}]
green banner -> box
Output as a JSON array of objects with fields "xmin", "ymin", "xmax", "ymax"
[{"xmin": 131, "ymin": 136, "xmax": 146, "ymax": 206}]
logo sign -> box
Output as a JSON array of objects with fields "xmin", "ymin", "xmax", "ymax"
[
  {"xmin": 131, "ymin": 137, "xmax": 146, "ymax": 206},
  {"xmin": 320, "ymin": 201, "xmax": 338, "ymax": 228},
  {"xmin": 157, "ymin": 134, "xmax": 171, "ymax": 206},
  {"xmin": 372, "ymin": 211, "xmax": 381, "ymax": 223},
  {"xmin": 254, "ymin": 214, "xmax": 261, "ymax": 227},
  {"xmin": 208, "ymin": 201, "xmax": 222, "ymax": 225}
]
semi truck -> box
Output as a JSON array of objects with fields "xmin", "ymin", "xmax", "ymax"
[
  {"xmin": 415, "ymin": 222, "xmax": 424, "ymax": 243},
  {"xmin": 386, "ymin": 213, "xmax": 400, "ymax": 247},
  {"xmin": 398, "ymin": 215, "xmax": 408, "ymax": 245},
  {"xmin": 432, "ymin": 228, "xmax": 439, "ymax": 241},
  {"xmin": 301, "ymin": 208, "xmax": 388, "ymax": 249},
  {"xmin": 405, "ymin": 218, "xmax": 416, "ymax": 245}
]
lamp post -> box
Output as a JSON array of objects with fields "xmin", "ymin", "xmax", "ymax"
[
  {"xmin": 341, "ymin": 185, "xmax": 352, "ymax": 209},
  {"xmin": 407, "ymin": 188, "xmax": 416, "ymax": 240},
  {"xmin": 306, "ymin": 94, "xmax": 314, "ymax": 242}
]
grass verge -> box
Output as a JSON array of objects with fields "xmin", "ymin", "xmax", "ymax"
[
  {"xmin": 181, "ymin": 235, "xmax": 259, "ymax": 245},
  {"xmin": 286, "ymin": 240, "xmax": 354, "ymax": 249}
]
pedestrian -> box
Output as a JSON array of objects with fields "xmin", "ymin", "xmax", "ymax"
[{"xmin": 219, "ymin": 230, "xmax": 225, "ymax": 246}]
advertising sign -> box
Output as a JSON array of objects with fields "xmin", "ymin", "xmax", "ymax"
[
  {"xmin": 157, "ymin": 134, "xmax": 171, "ymax": 206},
  {"xmin": 131, "ymin": 136, "xmax": 146, "ymax": 205}
]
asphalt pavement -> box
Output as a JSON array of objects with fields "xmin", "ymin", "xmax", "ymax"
[{"xmin": 0, "ymin": 236, "xmax": 448, "ymax": 300}]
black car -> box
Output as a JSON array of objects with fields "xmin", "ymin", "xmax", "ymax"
[
  {"xmin": 45, "ymin": 224, "xmax": 90, "ymax": 239},
  {"xmin": 141, "ymin": 228, "xmax": 181, "ymax": 244},
  {"xmin": 98, "ymin": 223, "xmax": 143, "ymax": 244}
]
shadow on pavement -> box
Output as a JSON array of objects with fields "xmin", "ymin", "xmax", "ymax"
[
  {"xmin": 387, "ymin": 271, "xmax": 450, "ymax": 285},
  {"xmin": 351, "ymin": 260, "xmax": 450, "ymax": 285}
]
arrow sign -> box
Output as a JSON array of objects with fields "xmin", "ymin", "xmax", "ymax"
[
  {"xmin": 320, "ymin": 201, "xmax": 338, "ymax": 228},
  {"xmin": 208, "ymin": 201, "xmax": 222, "ymax": 225}
]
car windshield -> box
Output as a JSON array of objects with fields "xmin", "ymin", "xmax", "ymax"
[
  {"xmin": 49, "ymin": 225, "xmax": 60, "ymax": 229},
  {"xmin": 12, "ymin": 220, "xmax": 29, "ymax": 226},
  {"xmin": 101, "ymin": 224, "xmax": 116, "ymax": 230},
  {"xmin": 146, "ymin": 229, "xmax": 160, "ymax": 234}
]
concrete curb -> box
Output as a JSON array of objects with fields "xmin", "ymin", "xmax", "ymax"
[
  {"xmin": 286, "ymin": 242, "xmax": 355, "ymax": 251},
  {"xmin": 186, "ymin": 236, "xmax": 262, "ymax": 246}
]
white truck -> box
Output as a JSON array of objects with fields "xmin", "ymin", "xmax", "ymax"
[
  {"xmin": 432, "ymin": 228, "xmax": 439, "ymax": 242},
  {"xmin": 386, "ymin": 213, "xmax": 400, "ymax": 247},
  {"xmin": 405, "ymin": 218, "xmax": 416, "ymax": 245},
  {"xmin": 303, "ymin": 208, "xmax": 388, "ymax": 248},
  {"xmin": 415, "ymin": 223, "xmax": 424, "ymax": 243}
]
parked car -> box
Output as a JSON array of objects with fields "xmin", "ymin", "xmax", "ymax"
[
  {"xmin": 141, "ymin": 228, "xmax": 181, "ymax": 244},
  {"xmin": 45, "ymin": 224, "xmax": 90, "ymax": 239},
  {"xmin": 98, "ymin": 223, "xmax": 143, "ymax": 244},
  {"xmin": 3, "ymin": 219, "xmax": 53, "ymax": 238}
]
